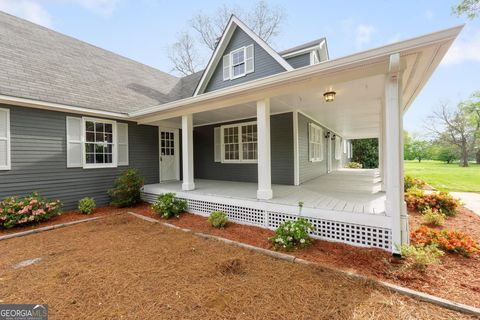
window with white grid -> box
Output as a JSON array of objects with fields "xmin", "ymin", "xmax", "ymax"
[
  {"xmin": 309, "ymin": 123, "xmax": 324, "ymax": 162},
  {"xmin": 221, "ymin": 122, "xmax": 257, "ymax": 163}
]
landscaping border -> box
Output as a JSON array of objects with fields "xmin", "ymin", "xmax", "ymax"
[
  {"xmin": 0, "ymin": 216, "xmax": 106, "ymax": 241},
  {"xmin": 127, "ymin": 211, "xmax": 480, "ymax": 316}
]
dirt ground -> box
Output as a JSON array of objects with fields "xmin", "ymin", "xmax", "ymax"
[
  {"xmin": 132, "ymin": 204, "xmax": 480, "ymax": 308},
  {"xmin": 0, "ymin": 214, "xmax": 474, "ymax": 320}
]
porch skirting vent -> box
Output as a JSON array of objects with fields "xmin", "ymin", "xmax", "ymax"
[{"xmin": 141, "ymin": 192, "xmax": 391, "ymax": 251}]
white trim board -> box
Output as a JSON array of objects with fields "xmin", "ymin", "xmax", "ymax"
[{"xmin": 193, "ymin": 15, "xmax": 293, "ymax": 96}]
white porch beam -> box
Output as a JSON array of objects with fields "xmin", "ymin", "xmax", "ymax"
[
  {"xmin": 385, "ymin": 53, "xmax": 409, "ymax": 254},
  {"xmin": 257, "ymin": 98, "xmax": 273, "ymax": 200},
  {"xmin": 182, "ymin": 114, "xmax": 195, "ymax": 191}
]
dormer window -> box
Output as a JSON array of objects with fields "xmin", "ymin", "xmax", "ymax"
[{"xmin": 223, "ymin": 44, "xmax": 254, "ymax": 81}]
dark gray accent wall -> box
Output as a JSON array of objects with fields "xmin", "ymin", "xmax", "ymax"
[
  {"xmin": 285, "ymin": 53, "xmax": 311, "ymax": 69},
  {"xmin": 0, "ymin": 105, "xmax": 159, "ymax": 210},
  {"xmin": 205, "ymin": 27, "xmax": 287, "ymax": 93},
  {"xmin": 193, "ymin": 113, "xmax": 294, "ymax": 185}
]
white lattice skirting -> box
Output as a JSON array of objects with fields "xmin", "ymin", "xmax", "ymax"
[{"xmin": 141, "ymin": 192, "xmax": 392, "ymax": 251}]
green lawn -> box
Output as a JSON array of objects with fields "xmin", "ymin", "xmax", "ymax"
[{"xmin": 404, "ymin": 160, "xmax": 480, "ymax": 192}]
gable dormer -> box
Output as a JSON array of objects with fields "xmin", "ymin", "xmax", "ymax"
[
  {"xmin": 194, "ymin": 15, "xmax": 293, "ymax": 95},
  {"xmin": 281, "ymin": 38, "xmax": 329, "ymax": 69}
]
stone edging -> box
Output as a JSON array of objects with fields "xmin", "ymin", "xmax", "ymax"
[
  {"xmin": 0, "ymin": 216, "xmax": 105, "ymax": 241},
  {"xmin": 128, "ymin": 211, "xmax": 480, "ymax": 316}
]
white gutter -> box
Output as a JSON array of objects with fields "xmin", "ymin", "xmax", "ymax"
[
  {"xmin": 130, "ymin": 25, "xmax": 463, "ymax": 120},
  {"xmin": 0, "ymin": 94, "xmax": 129, "ymax": 119}
]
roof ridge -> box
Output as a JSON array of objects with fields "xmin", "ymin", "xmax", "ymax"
[{"xmin": 0, "ymin": 10, "xmax": 180, "ymax": 81}]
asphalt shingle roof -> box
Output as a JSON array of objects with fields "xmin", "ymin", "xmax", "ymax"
[{"xmin": 0, "ymin": 11, "xmax": 200, "ymax": 114}]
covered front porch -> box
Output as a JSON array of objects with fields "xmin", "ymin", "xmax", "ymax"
[{"xmin": 132, "ymin": 27, "xmax": 460, "ymax": 253}]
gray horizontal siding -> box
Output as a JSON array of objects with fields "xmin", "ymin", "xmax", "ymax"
[
  {"xmin": 193, "ymin": 113, "xmax": 294, "ymax": 185},
  {"xmin": 0, "ymin": 105, "xmax": 159, "ymax": 210},
  {"xmin": 286, "ymin": 53, "xmax": 310, "ymax": 69},
  {"xmin": 298, "ymin": 113, "xmax": 345, "ymax": 183},
  {"xmin": 205, "ymin": 27, "xmax": 286, "ymax": 93}
]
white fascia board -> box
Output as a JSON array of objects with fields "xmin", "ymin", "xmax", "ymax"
[
  {"xmin": 0, "ymin": 94, "xmax": 128, "ymax": 119},
  {"xmin": 130, "ymin": 24, "xmax": 462, "ymax": 121},
  {"xmin": 282, "ymin": 45, "xmax": 321, "ymax": 58},
  {"xmin": 193, "ymin": 15, "xmax": 293, "ymax": 96}
]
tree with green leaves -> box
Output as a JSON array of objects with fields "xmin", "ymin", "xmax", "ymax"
[
  {"xmin": 351, "ymin": 138, "xmax": 378, "ymax": 169},
  {"xmin": 452, "ymin": 0, "xmax": 480, "ymax": 19},
  {"xmin": 459, "ymin": 91, "xmax": 480, "ymax": 163},
  {"xmin": 410, "ymin": 139, "xmax": 431, "ymax": 162}
]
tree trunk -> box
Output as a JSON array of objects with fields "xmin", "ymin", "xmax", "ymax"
[
  {"xmin": 460, "ymin": 146, "xmax": 469, "ymax": 167},
  {"xmin": 477, "ymin": 150, "xmax": 480, "ymax": 164}
]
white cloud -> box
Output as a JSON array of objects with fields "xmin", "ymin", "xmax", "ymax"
[
  {"xmin": 0, "ymin": 0, "xmax": 52, "ymax": 27},
  {"xmin": 442, "ymin": 28, "xmax": 480, "ymax": 65},
  {"xmin": 424, "ymin": 9, "xmax": 434, "ymax": 20},
  {"xmin": 355, "ymin": 24, "xmax": 375, "ymax": 49}
]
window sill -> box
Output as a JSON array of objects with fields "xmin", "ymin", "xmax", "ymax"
[
  {"xmin": 221, "ymin": 160, "xmax": 258, "ymax": 164},
  {"xmin": 83, "ymin": 164, "xmax": 117, "ymax": 169},
  {"xmin": 309, "ymin": 159, "xmax": 323, "ymax": 163}
]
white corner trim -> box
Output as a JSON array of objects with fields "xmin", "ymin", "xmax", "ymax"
[
  {"xmin": 293, "ymin": 110, "xmax": 299, "ymax": 186},
  {"xmin": 0, "ymin": 108, "xmax": 11, "ymax": 170},
  {"xmin": 194, "ymin": 15, "xmax": 293, "ymax": 96}
]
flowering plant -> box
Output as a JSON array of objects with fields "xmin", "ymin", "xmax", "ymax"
[
  {"xmin": 411, "ymin": 226, "xmax": 480, "ymax": 257},
  {"xmin": 0, "ymin": 193, "xmax": 62, "ymax": 229},
  {"xmin": 152, "ymin": 192, "xmax": 187, "ymax": 219},
  {"xmin": 404, "ymin": 175, "xmax": 426, "ymax": 192},
  {"xmin": 271, "ymin": 218, "xmax": 315, "ymax": 250},
  {"xmin": 404, "ymin": 189, "xmax": 459, "ymax": 216}
]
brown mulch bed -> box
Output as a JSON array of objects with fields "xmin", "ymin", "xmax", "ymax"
[
  {"xmin": 132, "ymin": 203, "xmax": 480, "ymax": 308},
  {"xmin": 0, "ymin": 214, "xmax": 473, "ymax": 319},
  {"xmin": 0, "ymin": 206, "xmax": 127, "ymax": 236}
]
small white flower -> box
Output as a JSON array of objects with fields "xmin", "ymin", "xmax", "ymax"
[
  {"xmin": 300, "ymin": 239, "xmax": 306, "ymax": 244},
  {"xmin": 287, "ymin": 236, "xmax": 293, "ymax": 241}
]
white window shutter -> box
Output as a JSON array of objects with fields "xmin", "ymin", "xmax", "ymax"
[
  {"xmin": 117, "ymin": 123, "xmax": 129, "ymax": 166},
  {"xmin": 66, "ymin": 117, "xmax": 83, "ymax": 168},
  {"xmin": 214, "ymin": 127, "xmax": 221, "ymax": 162},
  {"xmin": 222, "ymin": 54, "xmax": 231, "ymax": 81},
  {"xmin": 335, "ymin": 137, "xmax": 341, "ymax": 160},
  {"xmin": 308, "ymin": 123, "xmax": 313, "ymax": 161},
  {"xmin": 319, "ymin": 128, "xmax": 324, "ymax": 162},
  {"xmin": 245, "ymin": 44, "xmax": 254, "ymax": 74},
  {"xmin": 0, "ymin": 108, "xmax": 10, "ymax": 170}
]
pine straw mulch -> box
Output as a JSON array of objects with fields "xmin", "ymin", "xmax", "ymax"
[
  {"xmin": 0, "ymin": 206, "xmax": 123, "ymax": 236},
  {"xmin": 132, "ymin": 203, "xmax": 480, "ymax": 308},
  {"xmin": 0, "ymin": 214, "xmax": 474, "ymax": 320}
]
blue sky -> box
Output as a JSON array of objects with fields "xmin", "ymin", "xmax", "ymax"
[{"xmin": 0, "ymin": 0, "xmax": 478, "ymax": 135}]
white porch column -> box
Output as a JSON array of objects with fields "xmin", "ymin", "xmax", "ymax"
[
  {"xmin": 379, "ymin": 102, "xmax": 386, "ymax": 191},
  {"xmin": 385, "ymin": 53, "xmax": 409, "ymax": 254},
  {"xmin": 182, "ymin": 114, "xmax": 195, "ymax": 191},
  {"xmin": 256, "ymin": 98, "xmax": 273, "ymax": 200}
]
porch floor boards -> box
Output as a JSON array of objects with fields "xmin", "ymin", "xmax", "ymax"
[{"xmin": 143, "ymin": 169, "xmax": 386, "ymax": 215}]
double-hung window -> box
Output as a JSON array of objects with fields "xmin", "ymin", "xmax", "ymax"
[
  {"xmin": 66, "ymin": 116, "xmax": 128, "ymax": 169},
  {"xmin": 309, "ymin": 123, "xmax": 324, "ymax": 162},
  {"xmin": 223, "ymin": 44, "xmax": 254, "ymax": 80},
  {"xmin": 84, "ymin": 118, "xmax": 116, "ymax": 167},
  {"xmin": 220, "ymin": 122, "xmax": 257, "ymax": 163}
]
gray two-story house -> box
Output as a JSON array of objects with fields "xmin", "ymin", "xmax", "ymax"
[{"xmin": 0, "ymin": 12, "xmax": 461, "ymax": 253}]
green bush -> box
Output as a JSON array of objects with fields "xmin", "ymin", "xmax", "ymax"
[
  {"xmin": 78, "ymin": 197, "xmax": 96, "ymax": 215},
  {"xmin": 422, "ymin": 208, "xmax": 445, "ymax": 226},
  {"xmin": 152, "ymin": 193, "xmax": 187, "ymax": 219},
  {"xmin": 271, "ymin": 218, "xmax": 315, "ymax": 251},
  {"xmin": 108, "ymin": 169, "xmax": 144, "ymax": 207},
  {"xmin": 399, "ymin": 244, "xmax": 444, "ymax": 271},
  {"xmin": 0, "ymin": 193, "xmax": 62, "ymax": 229},
  {"xmin": 208, "ymin": 211, "xmax": 228, "ymax": 228},
  {"xmin": 404, "ymin": 175, "xmax": 426, "ymax": 192},
  {"xmin": 346, "ymin": 162, "xmax": 363, "ymax": 169}
]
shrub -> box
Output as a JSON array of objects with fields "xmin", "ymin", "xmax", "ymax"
[
  {"xmin": 411, "ymin": 226, "xmax": 480, "ymax": 257},
  {"xmin": 271, "ymin": 218, "xmax": 315, "ymax": 250},
  {"xmin": 422, "ymin": 208, "xmax": 445, "ymax": 226},
  {"xmin": 404, "ymin": 189, "xmax": 459, "ymax": 216},
  {"xmin": 108, "ymin": 169, "xmax": 144, "ymax": 207},
  {"xmin": 399, "ymin": 244, "xmax": 444, "ymax": 271},
  {"xmin": 404, "ymin": 175, "xmax": 426, "ymax": 192},
  {"xmin": 0, "ymin": 193, "xmax": 62, "ymax": 229},
  {"xmin": 78, "ymin": 197, "xmax": 96, "ymax": 215},
  {"xmin": 152, "ymin": 193, "xmax": 187, "ymax": 219},
  {"xmin": 208, "ymin": 211, "xmax": 228, "ymax": 228},
  {"xmin": 345, "ymin": 162, "xmax": 363, "ymax": 169}
]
